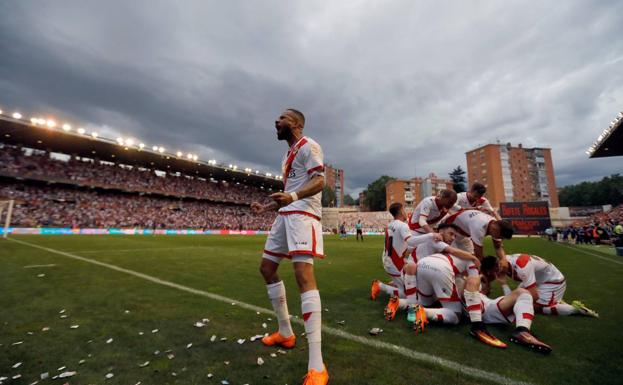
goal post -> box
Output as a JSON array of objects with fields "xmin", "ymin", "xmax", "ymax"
[{"xmin": 1, "ymin": 199, "xmax": 14, "ymax": 239}]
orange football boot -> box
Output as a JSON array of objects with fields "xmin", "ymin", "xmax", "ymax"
[
  {"xmin": 413, "ymin": 304, "xmax": 428, "ymax": 334},
  {"xmin": 384, "ymin": 296, "xmax": 399, "ymax": 321},
  {"xmin": 370, "ymin": 280, "xmax": 381, "ymax": 300},
  {"xmin": 302, "ymin": 367, "xmax": 329, "ymax": 385},
  {"xmin": 470, "ymin": 325, "xmax": 507, "ymax": 349},
  {"xmin": 261, "ymin": 332, "xmax": 296, "ymax": 349}
]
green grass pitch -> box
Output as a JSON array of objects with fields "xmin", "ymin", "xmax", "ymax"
[{"xmin": 1, "ymin": 235, "xmax": 622, "ymax": 385}]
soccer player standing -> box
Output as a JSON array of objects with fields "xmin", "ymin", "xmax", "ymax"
[{"xmin": 250, "ymin": 109, "xmax": 328, "ymax": 385}]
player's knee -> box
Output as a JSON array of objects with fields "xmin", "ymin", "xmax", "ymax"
[
  {"xmin": 515, "ymin": 287, "xmax": 529, "ymax": 296},
  {"xmin": 259, "ymin": 262, "xmax": 277, "ymax": 281},
  {"xmin": 404, "ymin": 262, "xmax": 417, "ymax": 275},
  {"xmin": 464, "ymin": 275, "xmax": 480, "ymax": 291}
]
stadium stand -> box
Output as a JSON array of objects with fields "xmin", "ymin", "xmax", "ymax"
[
  {"xmin": 0, "ymin": 180, "xmax": 275, "ymax": 230},
  {"xmin": 0, "ymin": 145, "xmax": 271, "ymax": 205}
]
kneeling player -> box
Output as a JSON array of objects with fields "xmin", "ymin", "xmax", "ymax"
[
  {"xmin": 370, "ymin": 203, "xmax": 440, "ymax": 317},
  {"xmin": 481, "ymin": 254, "xmax": 598, "ymax": 317},
  {"xmin": 415, "ymin": 253, "xmax": 506, "ymax": 347}
]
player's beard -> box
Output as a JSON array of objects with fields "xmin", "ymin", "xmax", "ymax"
[{"xmin": 276, "ymin": 123, "xmax": 293, "ymax": 141}]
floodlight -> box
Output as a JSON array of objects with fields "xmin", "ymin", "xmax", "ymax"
[
  {"xmin": 152, "ymin": 145, "xmax": 158, "ymax": 151},
  {"xmin": 91, "ymin": 132, "xmax": 99, "ymax": 138},
  {"xmin": 116, "ymin": 137, "xmax": 124, "ymax": 144},
  {"xmin": 125, "ymin": 138, "xmax": 134, "ymax": 146},
  {"xmin": 176, "ymin": 151, "xmax": 183, "ymax": 157},
  {"xmin": 12, "ymin": 112, "xmax": 22, "ymax": 119},
  {"xmin": 139, "ymin": 143, "xmax": 145, "ymax": 149},
  {"xmin": 30, "ymin": 117, "xmax": 38, "ymax": 124},
  {"xmin": 158, "ymin": 147, "xmax": 165, "ymax": 153},
  {"xmin": 77, "ymin": 127, "xmax": 85, "ymax": 135},
  {"xmin": 46, "ymin": 120, "xmax": 56, "ymax": 128}
]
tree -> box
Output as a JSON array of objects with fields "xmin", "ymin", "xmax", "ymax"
[
  {"xmin": 322, "ymin": 185, "xmax": 336, "ymax": 207},
  {"xmin": 559, "ymin": 174, "xmax": 623, "ymax": 206},
  {"xmin": 449, "ymin": 166, "xmax": 466, "ymax": 193},
  {"xmin": 343, "ymin": 194, "xmax": 356, "ymax": 206},
  {"xmin": 363, "ymin": 175, "xmax": 396, "ymax": 211}
]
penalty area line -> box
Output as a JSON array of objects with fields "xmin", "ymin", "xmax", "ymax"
[{"xmin": 7, "ymin": 237, "xmax": 532, "ymax": 385}]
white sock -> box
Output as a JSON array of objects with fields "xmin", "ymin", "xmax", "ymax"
[
  {"xmin": 301, "ymin": 290, "xmax": 324, "ymax": 372},
  {"xmin": 404, "ymin": 273, "xmax": 418, "ymax": 305},
  {"xmin": 378, "ymin": 282, "xmax": 396, "ymax": 296},
  {"xmin": 514, "ymin": 293, "xmax": 534, "ymax": 329},
  {"xmin": 541, "ymin": 303, "xmax": 578, "ymax": 316},
  {"xmin": 397, "ymin": 298, "xmax": 409, "ymax": 309},
  {"xmin": 425, "ymin": 308, "xmax": 460, "ymax": 325},
  {"xmin": 463, "ymin": 290, "xmax": 482, "ymax": 323},
  {"xmin": 266, "ymin": 281, "xmax": 293, "ymax": 337}
]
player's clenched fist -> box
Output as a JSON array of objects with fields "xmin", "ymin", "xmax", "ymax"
[
  {"xmin": 269, "ymin": 192, "xmax": 293, "ymax": 207},
  {"xmin": 250, "ymin": 202, "xmax": 265, "ymax": 214}
]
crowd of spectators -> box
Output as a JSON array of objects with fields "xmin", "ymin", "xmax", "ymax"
[
  {"xmin": 0, "ymin": 145, "xmax": 272, "ymax": 205},
  {"xmin": 547, "ymin": 205, "xmax": 623, "ymax": 246},
  {"xmin": 0, "ymin": 182, "xmax": 277, "ymax": 230}
]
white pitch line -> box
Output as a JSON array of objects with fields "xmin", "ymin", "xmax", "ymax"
[
  {"xmin": 556, "ymin": 242, "xmax": 623, "ymax": 266},
  {"xmin": 6, "ymin": 237, "xmax": 532, "ymax": 385},
  {"xmin": 77, "ymin": 246, "xmax": 213, "ymax": 254},
  {"xmin": 23, "ymin": 264, "xmax": 57, "ymax": 268}
]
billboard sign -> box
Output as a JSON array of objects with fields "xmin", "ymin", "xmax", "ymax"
[{"xmin": 500, "ymin": 201, "xmax": 551, "ymax": 235}]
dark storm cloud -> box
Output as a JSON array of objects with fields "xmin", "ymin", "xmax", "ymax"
[{"xmin": 1, "ymin": 1, "xmax": 622, "ymax": 195}]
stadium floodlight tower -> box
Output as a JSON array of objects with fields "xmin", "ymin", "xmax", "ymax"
[{"xmin": 0, "ymin": 199, "xmax": 15, "ymax": 238}]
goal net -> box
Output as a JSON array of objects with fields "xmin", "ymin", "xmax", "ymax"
[{"xmin": 0, "ymin": 199, "xmax": 14, "ymax": 239}]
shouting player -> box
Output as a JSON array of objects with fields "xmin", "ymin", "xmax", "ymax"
[
  {"xmin": 481, "ymin": 254, "xmax": 599, "ymax": 318},
  {"xmin": 250, "ymin": 109, "xmax": 328, "ymax": 385}
]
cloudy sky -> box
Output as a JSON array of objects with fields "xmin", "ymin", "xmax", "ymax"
[{"xmin": 1, "ymin": 1, "xmax": 621, "ymax": 196}]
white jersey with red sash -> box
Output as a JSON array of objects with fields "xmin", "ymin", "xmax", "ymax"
[
  {"xmin": 443, "ymin": 209, "xmax": 495, "ymax": 247},
  {"xmin": 507, "ymin": 254, "xmax": 565, "ymax": 289},
  {"xmin": 262, "ymin": 136, "xmax": 325, "ymax": 263},
  {"xmin": 278, "ymin": 136, "xmax": 324, "ymax": 219},
  {"xmin": 507, "ymin": 253, "xmax": 567, "ymax": 307},
  {"xmin": 382, "ymin": 219, "xmax": 413, "ymax": 277},
  {"xmin": 454, "ymin": 192, "xmax": 495, "ymax": 213},
  {"xmin": 408, "ymin": 196, "xmax": 448, "ymax": 234}
]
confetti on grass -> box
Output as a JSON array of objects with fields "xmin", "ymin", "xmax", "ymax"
[{"xmin": 58, "ymin": 371, "xmax": 76, "ymax": 378}]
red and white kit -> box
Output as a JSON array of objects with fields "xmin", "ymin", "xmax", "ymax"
[
  {"xmin": 479, "ymin": 293, "xmax": 535, "ymax": 328},
  {"xmin": 443, "ymin": 209, "xmax": 496, "ymax": 253},
  {"xmin": 413, "ymin": 233, "xmax": 450, "ymax": 263},
  {"xmin": 263, "ymin": 136, "xmax": 325, "ymax": 264},
  {"xmin": 454, "ymin": 192, "xmax": 495, "ymax": 213},
  {"xmin": 416, "ymin": 253, "xmax": 479, "ymax": 313},
  {"xmin": 507, "ymin": 253, "xmax": 566, "ymax": 307},
  {"xmin": 382, "ymin": 219, "xmax": 414, "ymax": 280},
  {"xmin": 409, "ymin": 196, "xmax": 448, "ymax": 235}
]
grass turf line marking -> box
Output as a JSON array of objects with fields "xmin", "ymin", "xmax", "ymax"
[
  {"xmin": 23, "ymin": 264, "xmax": 57, "ymax": 268},
  {"xmin": 556, "ymin": 242, "xmax": 623, "ymax": 266},
  {"xmin": 7, "ymin": 237, "xmax": 533, "ymax": 385},
  {"xmin": 77, "ymin": 246, "xmax": 213, "ymax": 254}
]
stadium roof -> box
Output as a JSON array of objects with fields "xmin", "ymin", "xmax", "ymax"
[
  {"xmin": 0, "ymin": 114, "xmax": 284, "ymax": 190},
  {"xmin": 587, "ymin": 111, "xmax": 623, "ymax": 158}
]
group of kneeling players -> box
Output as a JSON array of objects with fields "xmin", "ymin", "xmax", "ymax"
[{"xmin": 370, "ymin": 183, "xmax": 599, "ymax": 354}]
